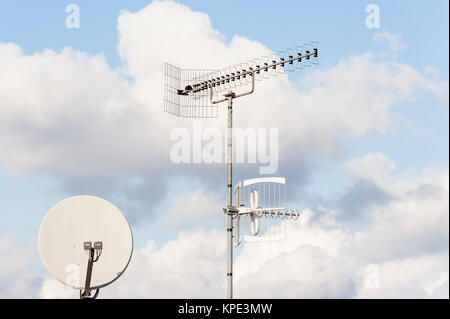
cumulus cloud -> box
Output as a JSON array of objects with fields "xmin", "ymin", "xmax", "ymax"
[
  {"xmin": 0, "ymin": 1, "xmax": 448, "ymax": 225},
  {"xmin": 39, "ymin": 275, "xmax": 77, "ymax": 299},
  {"xmin": 0, "ymin": 1, "xmax": 448, "ymax": 299},
  {"xmin": 0, "ymin": 43, "xmax": 151, "ymax": 175},
  {"xmin": 8, "ymin": 152, "xmax": 449, "ymax": 299},
  {"xmin": 37, "ymin": 153, "xmax": 448, "ymax": 299},
  {"xmin": 1, "ymin": 1, "xmax": 447, "ymax": 177},
  {"xmin": 0, "ymin": 235, "xmax": 43, "ymax": 298},
  {"xmin": 158, "ymin": 188, "xmax": 224, "ymax": 229},
  {"xmin": 374, "ymin": 31, "xmax": 408, "ymax": 52},
  {"xmin": 338, "ymin": 178, "xmax": 394, "ymax": 222},
  {"xmin": 234, "ymin": 154, "xmax": 448, "ymax": 298},
  {"xmin": 345, "ymin": 152, "xmax": 396, "ymax": 182},
  {"xmin": 98, "ymin": 229, "xmax": 226, "ymax": 298}
]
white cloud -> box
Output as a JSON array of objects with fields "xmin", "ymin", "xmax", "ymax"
[
  {"xmin": 345, "ymin": 152, "xmax": 396, "ymax": 183},
  {"xmin": 374, "ymin": 31, "xmax": 408, "ymax": 52},
  {"xmin": 350, "ymin": 167, "xmax": 449, "ymax": 262},
  {"xmin": 424, "ymin": 272, "xmax": 449, "ymax": 297},
  {"xmin": 0, "ymin": 1, "xmax": 448, "ymax": 298},
  {"xmin": 100, "ymin": 229, "xmax": 226, "ymax": 298},
  {"xmin": 1, "ymin": 0, "xmax": 447, "ymax": 227},
  {"xmin": 0, "ymin": 1, "xmax": 447, "ymax": 181},
  {"xmin": 356, "ymin": 253, "xmax": 449, "ymax": 298},
  {"xmin": 7, "ymin": 153, "xmax": 448, "ymax": 299},
  {"xmin": 0, "ymin": 43, "xmax": 155, "ymax": 175},
  {"xmin": 0, "ymin": 235, "xmax": 43, "ymax": 298},
  {"xmin": 39, "ymin": 275, "xmax": 77, "ymax": 299},
  {"xmin": 37, "ymin": 154, "xmax": 448, "ymax": 299},
  {"xmin": 158, "ymin": 188, "xmax": 224, "ymax": 229}
]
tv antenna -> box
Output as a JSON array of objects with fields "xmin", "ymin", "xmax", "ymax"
[
  {"xmin": 233, "ymin": 177, "xmax": 300, "ymax": 247},
  {"xmin": 38, "ymin": 195, "xmax": 133, "ymax": 299},
  {"xmin": 164, "ymin": 42, "xmax": 319, "ymax": 298}
]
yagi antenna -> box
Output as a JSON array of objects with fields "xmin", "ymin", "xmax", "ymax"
[
  {"xmin": 164, "ymin": 42, "xmax": 318, "ymax": 117},
  {"xmin": 164, "ymin": 42, "xmax": 319, "ymax": 299}
]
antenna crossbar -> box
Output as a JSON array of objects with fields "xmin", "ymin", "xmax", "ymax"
[{"xmin": 178, "ymin": 49, "xmax": 317, "ymax": 95}]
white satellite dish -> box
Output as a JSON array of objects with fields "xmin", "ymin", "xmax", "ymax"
[{"xmin": 38, "ymin": 195, "xmax": 133, "ymax": 299}]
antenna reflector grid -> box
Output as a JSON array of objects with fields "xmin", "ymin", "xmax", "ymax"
[
  {"xmin": 164, "ymin": 63, "xmax": 182, "ymax": 116},
  {"xmin": 164, "ymin": 63, "xmax": 218, "ymax": 118}
]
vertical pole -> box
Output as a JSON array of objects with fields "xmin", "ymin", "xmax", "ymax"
[
  {"xmin": 226, "ymin": 94, "xmax": 233, "ymax": 299},
  {"xmin": 81, "ymin": 248, "xmax": 94, "ymax": 298}
]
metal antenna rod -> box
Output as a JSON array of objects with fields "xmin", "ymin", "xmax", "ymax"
[
  {"xmin": 226, "ymin": 94, "xmax": 233, "ymax": 299},
  {"xmin": 83, "ymin": 248, "xmax": 95, "ymax": 297},
  {"xmin": 180, "ymin": 49, "xmax": 316, "ymax": 95},
  {"xmin": 211, "ymin": 76, "xmax": 255, "ymax": 299}
]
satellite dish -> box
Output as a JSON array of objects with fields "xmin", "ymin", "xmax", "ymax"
[{"xmin": 38, "ymin": 195, "xmax": 133, "ymax": 298}]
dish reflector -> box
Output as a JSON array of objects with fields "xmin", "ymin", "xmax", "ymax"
[{"xmin": 38, "ymin": 195, "xmax": 133, "ymax": 290}]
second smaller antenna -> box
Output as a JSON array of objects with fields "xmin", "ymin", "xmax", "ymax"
[{"xmin": 233, "ymin": 177, "xmax": 300, "ymax": 247}]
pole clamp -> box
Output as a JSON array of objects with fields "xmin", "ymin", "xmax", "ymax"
[{"xmin": 223, "ymin": 206, "xmax": 239, "ymax": 216}]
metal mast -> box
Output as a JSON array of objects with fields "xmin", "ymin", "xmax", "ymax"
[{"xmin": 209, "ymin": 76, "xmax": 255, "ymax": 298}]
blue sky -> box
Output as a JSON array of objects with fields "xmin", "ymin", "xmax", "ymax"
[
  {"xmin": 1, "ymin": 1, "xmax": 448, "ymax": 72},
  {"xmin": 0, "ymin": 1, "xmax": 448, "ymax": 298}
]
